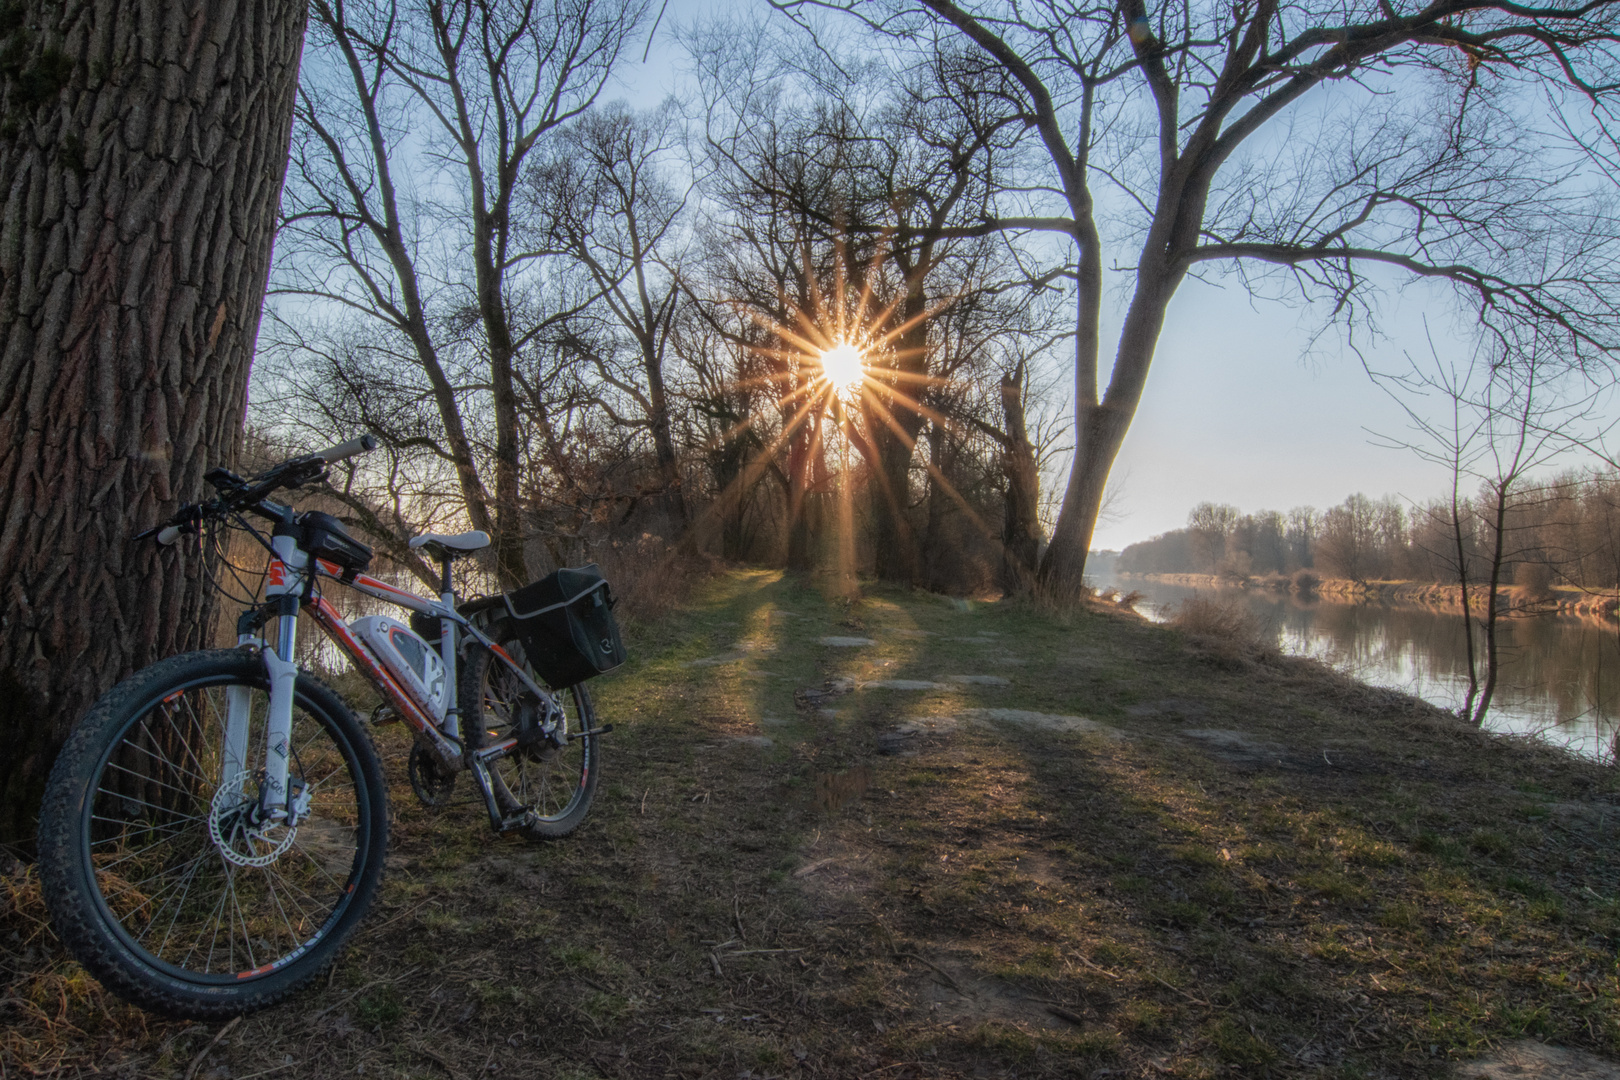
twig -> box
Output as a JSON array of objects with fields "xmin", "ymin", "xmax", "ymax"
[
  {"xmin": 231, "ymin": 1063, "xmax": 297, "ymax": 1080},
  {"xmin": 302, "ymin": 970, "xmax": 416, "ymax": 1028},
  {"xmin": 416, "ymin": 1044, "xmax": 466, "ymax": 1080},
  {"xmin": 1072, "ymin": 953, "xmax": 1122, "ymax": 980},
  {"xmin": 183, "ymin": 1015, "xmax": 241, "ymax": 1080},
  {"xmin": 1046, "ymin": 1004, "xmax": 1086, "ymax": 1026},
  {"xmin": 1148, "ymin": 972, "xmax": 1224, "ymax": 1009},
  {"xmin": 894, "ymin": 953, "xmax": 966, "ymax": 996},
  {"xmin": 793, "ymin": 858, "xmax": 837, "ymax": 878},
  {"xmin": 725, "ymin": 948, "xmax": 805, "ymax": 956},
  {"xmin": 710, "ymin": 951, "xmax": 723, "ymax": 978},
  {"xmin": 362, "ymin": 898, "xmax": 441, "ymax": 938}
]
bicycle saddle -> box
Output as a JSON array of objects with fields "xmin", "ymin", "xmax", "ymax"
[{"xmin": 409, "ymin": 530, "xmax": 491, "ymax": 553}]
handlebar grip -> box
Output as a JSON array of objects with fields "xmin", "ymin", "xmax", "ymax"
[
  {"xmin": 313, "ymin": 433, "xmax": 379, "ymax": 464},
  {"xmin": 157, "ymin": 524, "xmax": 185, "ymax": 546}
]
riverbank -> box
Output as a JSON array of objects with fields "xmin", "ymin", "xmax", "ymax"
[
  {"xmin": 1119, "ymin": 571, "xmax": 1620, "ymax": 621},
  {"xmin": 5, "ymin": 569, "xmax": 1620, "ymax": 1077}
]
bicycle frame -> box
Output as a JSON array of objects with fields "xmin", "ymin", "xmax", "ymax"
[{"xmin": 227, "ymin": 527, "xmax": 560, "ymax": 832}]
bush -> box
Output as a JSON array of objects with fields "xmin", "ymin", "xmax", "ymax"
[
  {"xmin": 1291, "ymin": 569, "xmax": 1321, "ymax": 594},
  {"xmin": 1514, "ymin": 560, "xmax": 1555, "ymax": 604},
  {"xmin": 1170, "ymin": 594, "xmax": 1271, "ymax": 655},
  {"xmin": 594, "ymin": 533, "xmax": 711, "ymax": 628}
]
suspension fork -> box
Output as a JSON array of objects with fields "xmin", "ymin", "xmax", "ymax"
[{"xmin": 221, "ymin": 533, "xmax": 308, "ymax": 825}]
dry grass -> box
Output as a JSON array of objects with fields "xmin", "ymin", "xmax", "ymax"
[
  {"xmin": 1168, "ymin": 593, "xmax": 1274, "ymax": 660},
  {"xmin": 593, "ymin": 532, "xmax": 714, "ymax": 628},
  {"xmin": 5, "ymin": 569, "xmax": 1620, "ymax": 1078}
]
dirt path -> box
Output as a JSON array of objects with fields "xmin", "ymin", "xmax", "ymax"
[{"xmin": 6, "ymin": 569, "xmax": 1620, "ymax": 1078}]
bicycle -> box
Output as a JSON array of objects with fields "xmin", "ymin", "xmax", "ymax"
[{"xmin": 37, "ymin": 435, "xmax": 622, "ymax": 1019}]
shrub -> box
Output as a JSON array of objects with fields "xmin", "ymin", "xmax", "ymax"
[
  {"xmin": 1169, "ymin": 594, "xmax": 1272, "ymax": 655},
  {"xmin": 1291, "ymin": 569, "xmax": 1321, "ymax": 594},
  {"xmin": 1514, "ymin": 560, "xmax": 1555, "ymax": 604}
]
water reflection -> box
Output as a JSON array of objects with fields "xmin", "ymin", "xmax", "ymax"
[{"xmin": 1105, "ymin": 575, "xmax": 1620, "ymax": 761}]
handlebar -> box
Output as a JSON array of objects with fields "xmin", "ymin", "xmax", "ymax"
[
  {"xmin": 139, "ymin": 434, "xmax": 379, "ymax": 543},
  {"xmin": 314, "ymin": 433, "xmax": 379, "ymax": 464}
]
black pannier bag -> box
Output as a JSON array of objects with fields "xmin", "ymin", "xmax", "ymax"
[{"xmin": 500, "ymin": 563, "xmax": 627, "ymax": 688}]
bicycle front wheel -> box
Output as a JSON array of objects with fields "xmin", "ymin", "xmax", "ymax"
[{"xmin": 38, "ymin": 649, "xmax": 388, "ymax": 1018}]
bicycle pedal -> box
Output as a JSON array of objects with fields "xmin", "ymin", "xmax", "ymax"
[
  {"xmin": 574, "ymin": 723, "xmax": 613, "ymax": 739},
  {"xmin": 496, "ymin": 808, "xmax": 535, "ymax": 832}
]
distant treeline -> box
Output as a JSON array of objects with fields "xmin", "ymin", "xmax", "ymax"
[{"xmin": 1116, "ymin": 471, "xmax": 1620, "ymax": 588}]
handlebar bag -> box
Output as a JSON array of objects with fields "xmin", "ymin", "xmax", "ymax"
[
  {"xmin": 500, "ymin": 563, "xmax": 627, "ymax": 688},
  {"xmin": 273, "ymin": 511, "xmax": 374, "ymax": 578}
]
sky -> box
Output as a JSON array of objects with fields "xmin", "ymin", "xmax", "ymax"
[
  {"xmin": 1090, "ymin": 276, "xmax": 1470, "ymax": 551},
  {"xmin": 609, "ymin": 3, "xmax": 1609, "ymax": 553}
]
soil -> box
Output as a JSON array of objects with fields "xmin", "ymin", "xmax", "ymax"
[{"xmin": 5, "ymin": 568, "xmax": 1620, "ymax": 1079}]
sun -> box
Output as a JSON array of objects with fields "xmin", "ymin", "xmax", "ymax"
[{"xmin": 819, "ymin": 341, "xmax": 864, "ymax": 395}]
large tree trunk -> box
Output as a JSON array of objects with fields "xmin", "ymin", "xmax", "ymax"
[
  {"xmin": 867, "ymin": 288, "xmax": 929, "ymax": 583},
  {"xmin": 998, "ymin": 371, "xmax": 1042, "ymax": 595},
  {"xmin": 0, "ymin": 0, "xmax": 307, "ymax": 842},
  {"xmin": 920, "ymin": 422, "xmax": 959, "ymax": 593}
]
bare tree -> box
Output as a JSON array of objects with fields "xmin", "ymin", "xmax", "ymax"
[
  {"xmin": 1379, "ymin": 346, "xmax": 1607, "ymax": 724},
  {"xmin": 783, "ymin": 0, "xmax": 1620, "ymax": 599},
  {"xmin": 0, "ymin": 0, "xmax": 307, "ymax": 839},
  {"xmin": 527, "ymin": 101, "xmax": 692, "ymax": 533},
  {"xmin": 272, "ymin": 0, "xmax": 645, "ymax": 587}
]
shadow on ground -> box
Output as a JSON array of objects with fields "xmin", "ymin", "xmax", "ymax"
[{"xmin": 5, "ymin": 568, "xmax": 1620, "ymax": 1079}]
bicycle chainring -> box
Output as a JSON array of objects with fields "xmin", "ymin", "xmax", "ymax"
[{"xmin": 408, "ymin": 740, "xmax": 458, "ymax": 807}]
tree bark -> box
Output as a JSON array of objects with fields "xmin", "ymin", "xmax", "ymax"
[
  {"xmin": 867, "ymin": 283, "xmax": 929, "ymax": 583},
  {"xmin": 0, "ymin": 0, "xmax": 307, "ymax": 842},
  {"xmin": 998, "ymin": 370, "xmax": 1042, "ymax": 594}
]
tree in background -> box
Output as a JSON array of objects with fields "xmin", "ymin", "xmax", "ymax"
[
  {"xmin": 271, "ymin": 0, "xmax": 645, "ymax": 588},
  {"xmin": 0, "ymin": 0, "xmax": 308, "ymax": 840},
  {"xmin": 527, "ymin": 101, "xmax": 692, "ymax": 537},
  {"xmin": 787, "ymin": 0, "xmax": 1620, "ymax": 599},
  {"xmin": 1380, "ymin": 348, "xmax": 1609, "ymax": 724}
]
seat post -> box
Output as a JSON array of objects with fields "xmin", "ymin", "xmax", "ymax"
[{"xmin": 440, "ymin": 553, "xmax": 454, "ymax": 597}]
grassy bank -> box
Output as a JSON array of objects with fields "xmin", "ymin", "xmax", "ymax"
[
  {"xmin": 1123, "ymin": 571, "xmax": 1620, "ymax": 621},
  {"xmin": 5, "ymin": 568, "xmax": 1620, "ymax": 1078}
]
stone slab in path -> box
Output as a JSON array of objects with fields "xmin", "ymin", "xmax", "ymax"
[
  {"xmin": 962, "ymin": 708, "xmax": 1123, "ymax": 737},
  {"xmin": 1460, "ymin": 1041, "xmax": 1620, "ymax": 1079}
]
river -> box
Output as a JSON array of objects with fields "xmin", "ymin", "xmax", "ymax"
[{"xmin": 1098, "ymin": 573, "xmax": 1620, "ymax": 762}]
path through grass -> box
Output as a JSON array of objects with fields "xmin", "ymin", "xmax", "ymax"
[{"xmin": 6, "ymin": 569, "xmax": 1620, "ymax": 1078}]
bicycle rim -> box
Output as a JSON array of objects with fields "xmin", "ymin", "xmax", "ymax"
[
  {"xmin": 78, "ymin": 671, "xmax": 373, "ymax": 984},
  {"xmin": 479, "ymin": 660, "xmax": 595, "ymax": 824}
]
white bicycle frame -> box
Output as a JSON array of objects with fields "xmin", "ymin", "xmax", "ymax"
[{"xmin": 224, "ymin": 528, "xmax": 559, "ymax": 829}]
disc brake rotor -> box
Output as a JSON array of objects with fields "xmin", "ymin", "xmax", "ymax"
[{"xmin": 209, "ymin": 771, "xmax": 299, "ymax": 867}]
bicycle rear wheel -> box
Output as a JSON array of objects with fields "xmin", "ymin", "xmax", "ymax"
[
  {"xmin": 38, "ymin": 649, "xmax": 388, "ymax": 1018},
  {"xmin": 463, "ymin": 623, "xmax": 600, "ymax": 839}
]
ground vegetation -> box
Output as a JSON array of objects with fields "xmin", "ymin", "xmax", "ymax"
[{"xmin": 5, "ymin": 570, "xmax": 1620, "ymax": 1077}]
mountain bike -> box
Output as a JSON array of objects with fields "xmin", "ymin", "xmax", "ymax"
[{"xmin": 37, "ymin": 436, "xmax": 622, "ymax": 1019}]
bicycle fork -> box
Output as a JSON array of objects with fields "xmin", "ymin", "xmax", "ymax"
[{"xmin": 222, "ymin": 536, "xmax": 310, "ymax": 830}]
